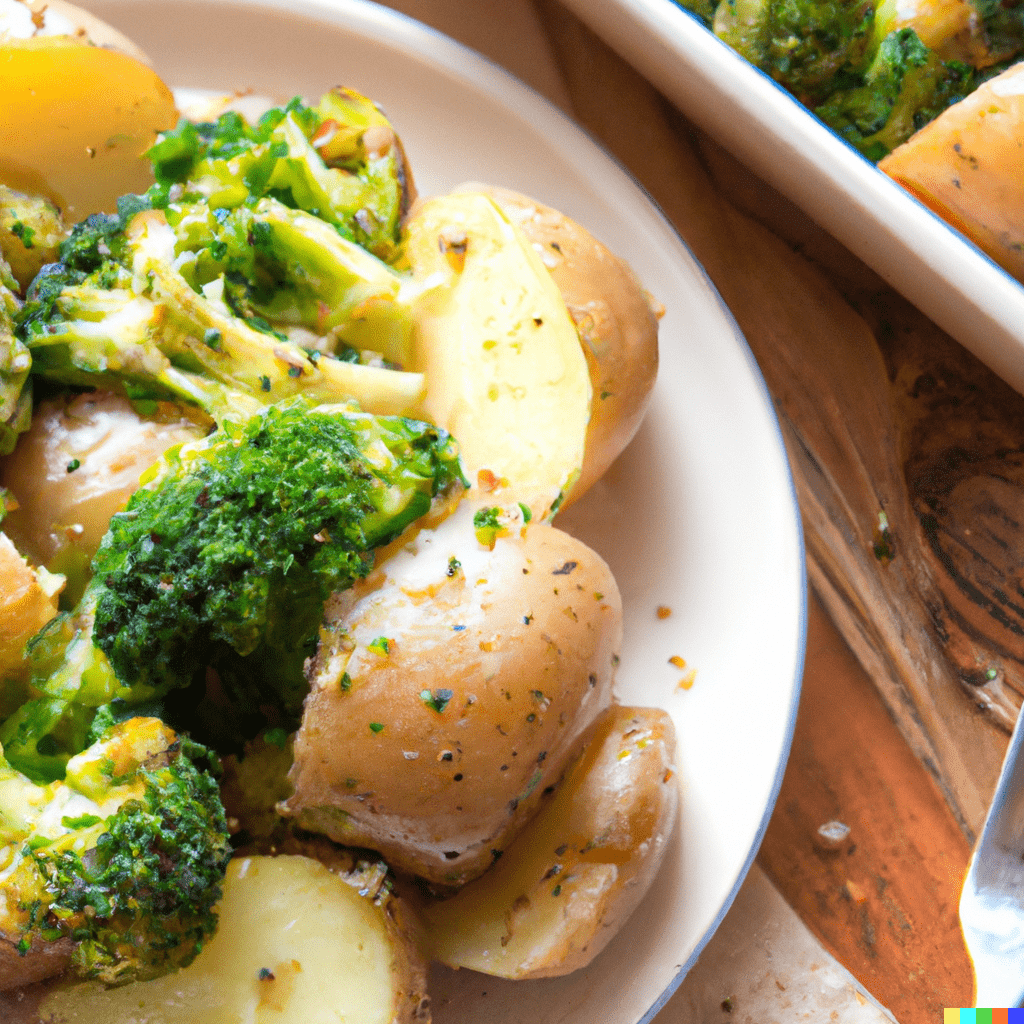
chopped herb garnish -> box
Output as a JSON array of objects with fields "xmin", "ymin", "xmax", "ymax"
[
  {"xmin": 420, "ymin": 688, "xmax": 454, "ymax": 714},
  {"xmin": 367, "ymin": 636, "xmax": 391, "ymax": 656}
]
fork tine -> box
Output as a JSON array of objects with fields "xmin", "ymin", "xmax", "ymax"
[{"xmin": 961, "ymin": 706, "xmax": 1024, "ymax": 1008}]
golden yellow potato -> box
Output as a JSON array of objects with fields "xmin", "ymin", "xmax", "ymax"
[
  {"xmin": 404, "ymin": 192, "xmax": 592, "ymax": 520},
  {"xmin": 285, "ymin": 503, "xmax": 622, "ymax": 885},
  {"xmin": 0, "ymin": 532, "xmax": 62, "ymax": 678},
  {"xmin": 479, "ymin": 186, "xmax": 660, "ymax": 503},
  {"xmin": 419, "ymin": 704, "xmax": 678, "ymax": 978},
  {"xmin": 1, "ymin": 392, "xmax": 208, "ymax": 601},
  {"xmin": 0, "ymin": 35, "xmax": 178, "ymax": 220},
  {"xmin": 879, "ymin": 62, "xmax": 1024, "ymax": 283},
  {"xmin": 35, "ymin": 855, "xmax": 430, "ymax": 1024}
]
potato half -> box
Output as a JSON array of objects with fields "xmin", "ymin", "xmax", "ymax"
[
  {"xmin": 418, "ymin": 704, "xmax": 678, "ymax": 978},
  {"xmin": 480, "ymin": 186, "xmax": 660, "ymax": 503},
  {"xmin": 285, "ymin": 502, "xmax": 622, "ymax": 885},
  {"xmin": 0, "ymin": 30, "xmax": 177, "ymax": 220},
  {"xmin": 404, "ymin": 192, "xmax": 592, "ymax": 520},
  {"xmin": 35, "ymin": 855, "xmax": 430, "ymax": 1024}
]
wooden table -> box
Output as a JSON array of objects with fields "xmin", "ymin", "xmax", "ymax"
[{"xmin": 385, "ymin": 2, "xmax": 1017, "ymax": 1021}]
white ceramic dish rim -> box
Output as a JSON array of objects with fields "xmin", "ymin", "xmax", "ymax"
[
  {"xmin": 561, "ymin": 0, "xmax": 1024, "ymax": 399},
  {"xmin": 77, "ymin": 0, "xmax": 808, "ymax": 1018}
]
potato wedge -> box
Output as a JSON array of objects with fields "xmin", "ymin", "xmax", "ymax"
[
  {"xmin": 404, "ymin": 192, "xmax": 592, "ymax": 520},
  {"xmin": 36, "ymin": 855, "xmax": 430, "ymax": 1024},
  {"xmin": 0, "ymin": 35, "xmax": 177, "ymax": 220},
  {"xmin": 479, "ymin": 187, "xmax": 660, "ymax": 504},
  {"xmin": 285, "ymin": 502, "xmax": 621, "ymax": 886},
  {"xmin": 418, "ymin": 704, "xmax": 678, "ymax": 978},
  {"xmin": 879, "ymin": 62, "xmax": 1024, "ymax": 283}
]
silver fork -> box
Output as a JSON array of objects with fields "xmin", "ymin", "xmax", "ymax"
[{"xmin": 961, "ymin": 706, "xmax": 1024, "ymax": 1008}]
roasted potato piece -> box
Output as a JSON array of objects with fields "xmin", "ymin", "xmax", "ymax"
[
  {"xmin": 285, "ymin": 503, "xmax": 622, "ymax": 885},
  {"xmin": 405, "ymin": 192, "xmax": 592, "ymax": 520},
  {"xmin": 879, "ymin": 62, "xmax": 1024, "ymax": 282},
  {"xmin": 36, "ymin": 855, "xmax": 430, "ymax": 1024},
  {"xmin": 477, "ymin": 189, "xmax": 660, "ymax": 504},
  {"xmin": 418, "ymin": 704, "xmax": 678, "ymax": 979},
  {"xmin": 0, "ymin": 33, "xmax": 177, "ymax": 220},
  {"xmin": 0, "ymin": 532, "xmax": 62, "ymax": 679},
  {"xmin": 1, "ymin": 392, "xmax": 208, "ymax": 602}
]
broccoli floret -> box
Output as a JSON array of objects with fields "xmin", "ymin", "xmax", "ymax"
[
  {"xmin": 815, "ymin": 28, "xmax": 974, "ymax": 159},
  {"xmin": 712, "ymin": 0, "xmax": 876, "ymax": 101},
  {"xmin": 0, "ymin": 717, "xmax": 229, "ymax": 986},
  {"xmin": 16, "ymin": 192, "xmax": 423, "ymax": 421},
  {"xmin": 147, "ymin": 89, "xmax": 412, "ymax": 262},
  {"xmin": 0, "ymin": 258, "xmax": 31, "ymax": 456},
  {"xmin": 0, "ymin": 401, "xmax": 462, "ymax": 773},
  {"xmin": 89, "ymin": 401, "xmax": 462, "ymax": 724}
]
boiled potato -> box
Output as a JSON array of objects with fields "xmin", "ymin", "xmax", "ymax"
[
  {"xmin": 285, "ymin": 501, "xmax": 622, "ymax": 885},
  {"xmin": 418, "ymin": 704, "xmax": 677, "ymax": 978},
  {"xmin": 478, "ymin": 188, "xmax": 660, "ymax": 504},
  {"xmin": 36, "ymin": 854, "xmax": 430, "ymax": 1024},
  {"xmin": 1, "ymin": 392, "xmax": 208, "ymax": 602},
  {"xmin": 879, "ymin": 62, "xmax": 1024, "ymax": 282},
  {"xmin": 0, "ymin": 931, "xmax": 73, "ymax": 995},
  {"xmin": 0, "ymin": 27, "xmax": 177, "ymax": 220},
  {"xmin": 0, "ymin": 532, "xmax": 62, "ymax": 679},
  {"xmin": 404, "ymin": 192, "xmax": 592, "ymax": 520}
]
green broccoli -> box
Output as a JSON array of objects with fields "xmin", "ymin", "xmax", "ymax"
[
  {"xmin": 92, "ymin": 401, "xmax": 463, "ymax": 723},
  {"xmin": 146, "ymin": 89, "xmax": 412, "ymax": 262},
  {"xmin": 0, "ymin": 716, "xmax": 229, "ymax": 987},
  {"xmin": 814, "ymin": 27, "xmax": 974, "ymax": 159},
  {"xmin": 708, "ymin": 0, "xmax": 877, "ymax": 101},
  {"xmin": 678, "ymin": 0, "xmax": 1002, "ymax": 161},
  {"xmin": 16, "ymin": 194, "xmax": 423, "ymax": 422},
  {"xmin": 0, "ymin": 400, "xmax": 463, "ymax": 773},
  {"xmin": 0, "ymin": 255, "xmax": 31, "ymax": 456}
]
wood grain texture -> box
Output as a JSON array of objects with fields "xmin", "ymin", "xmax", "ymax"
[
  {"xmin": 535, "ymin": 0, "xmax": 1024, "ymax": 842},
  {"xmin": 759, "ymin": 593, "xmax": 974, "ymax": 1024}
]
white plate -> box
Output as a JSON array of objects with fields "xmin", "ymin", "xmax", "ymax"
[
  {"xmin": 561, "ymin": 0, "xmax": 1024, "ymax": 399},
  {"xmin": 78, "ymin": 1, "xmax": 806, "ymax": 1020}
]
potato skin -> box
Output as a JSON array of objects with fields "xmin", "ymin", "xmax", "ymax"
[
  {"xmin": 1, "ymin": 392, "xmax": 207, "ymax": 599},
  {"xmin": 419, "ymin": 704, "xmax": 679, "ymax": 978},
  {"xmin": 0, "ymin": 933, "xmax": 72, "ymax": 995},
  {"xmin": 479, "ymin": 186, "xmax": 660, "ymax": 503},
  {"xmin": 285, "ymin": 506, "xmax": 622, "ymax": 885}
]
